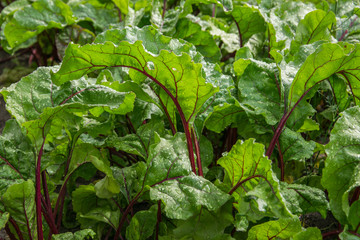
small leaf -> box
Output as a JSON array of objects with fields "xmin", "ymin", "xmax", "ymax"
[{"xmin": 0, "ymin": 212, "xmax": 9, "ymax": 229}]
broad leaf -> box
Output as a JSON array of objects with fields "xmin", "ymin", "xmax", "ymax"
[
  {"xmin": 150, "ymin": 174, "xmax": 230, "ymax": 220},
  {"xmin": 230, "ymin": 5, "xmax": 266, "ymax": 48},
  {"xmin": 322, "ymin": 106, "xmax": 360, "ymax": 223},
  {"xmin": 218, "ymin": 139, "xmax": 292, "ymax": 220},
  {"xmin": 52, "ymin": 229, "xmax": 96, "ymax": 240},
  {"xmin": 247, "ymin": 217, "xmax": 302, "ymax": 240},
  {"xmin": 145, "ymin": 133, "xmax": 192, "ymax": 186},
  {"xmin": 281, "ymin": 182, "xmax": 329, "ymax": 218},
  {"xmin": 1, "ymin": 0, "xmax": 76, "ymax": 52},
  {"xmin": 2, "ymin": 180, "xmax": 36, "ymax": 239},
  {"xmin": 126, "ymin": 205, "xmax": 157, "ymax": 240},
  {"xmin": 289, "ymin": 43, "xmax": 360, "ymax": 108},
  {"xmin": 294, "ymin": 9, "xmax": 335, "ymax": 45},
  {"xmin": 53, "ymin": 27, "xmax": 217, "ymax": 124}
]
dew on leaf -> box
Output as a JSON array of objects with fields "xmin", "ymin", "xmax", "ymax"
[{"xmin": 147, "ymin": 61, "xmax": 155, "ymax": 70}]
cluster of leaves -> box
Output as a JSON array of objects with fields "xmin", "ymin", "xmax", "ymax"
[{"xmin": 0, "ymin": 0, "xmax": 360, "ymax": 239}]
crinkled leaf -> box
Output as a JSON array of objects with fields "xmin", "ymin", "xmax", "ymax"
[
  {"xmin": 281, "ymin": 182, "xmax": 329, "ymax": 218},
  {"xmin": 279, "ymin": 128, "xmax": 316, "ymax": 162},
  {"xmin": 151, "ymin": 0, "xmax": 182, "ymax": 34},
  {"xmin": 150, "ymin": 174, "xmax": 230, "ymax": 220},
  {"xmin": 53, "ymin": 27, "xmax": 217, "ymax": 124},
  {"xmin": 234, "ymin": 59, "xmax": 282, "ymax": 126},
  {"xmin": 172, "ymin": 201, "xmax": 233, "ymax": 239},
  {"xmin": 218, "ymin": 139, "xmax": 292, "ymax": 219},
  {"xmin": 247, "ymin": 217, "xmax": 302, "ymax": 240},
  {"xmin": 293, "ymin": 227, "xmax": 322, "ymax": 240},
  {"xmin": 289, "ymin": 43, "xmax": 360, "ymax": 108},
  {"xmin": 322, "ymin": 106, "xmax": 360, "ymax": 223},
  {"xmin": 0, "ymin": 119, "xmax": 34, "ymax": 180},
  {"xmin": 204, "ymin": 102, "xmax": 246, "ymax": 133},
  {"xmin": 145, "ymin": 133, "xmax": 192, "ymax": 186},
  {"xmin": 294, "ymin": 9, "xmax": 335, "ymax": 45},
  {"xmin": 112, "ymin": 162, "xmax": 147, "ymax": 202},
  {"xmin": 1, "ymin": 67, "xmax": 135, "ymax": 125},
  {"xmin": 2, "ymin": 180, "xmax": 36, "ymax": 239},
  {"xmin": 107, "ymin": 120, "xmax": 165, "ymax": 159},
  {"xmin": 126, "ymin": 205, "xmax": 157, "ymax": 240},
  {"xmin": 231, "ymin": 5, "xmax": 266, "ymax": 47},
  {"xmin": 348, "ymin": 200, "xmax": 360, "ymax": 231},
  {"xmin": 52, "ymin": 229, "xmax": 96, "ymax": 240},
  {"xmin": 68, "ymin": 0, "xmax": 119, "ymax": 31},
  {"xmin": 2, "ymin": 0, "xmax": 76, "ymax": 51},
  {"xmin": 0, "ymin": 212, "xmax": 9, "ymax": 229},
  {"xmin": 72, "ymin": 185, "xmax": 120, "ymax": 229},
  {"xmin": 173, "ymin": 17, "xmax": 221, "ymax": 62}
]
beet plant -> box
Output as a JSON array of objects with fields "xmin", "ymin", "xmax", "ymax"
[{"xmin": 0, "ymin": 0, "xmax": 360, "ymax": 239}]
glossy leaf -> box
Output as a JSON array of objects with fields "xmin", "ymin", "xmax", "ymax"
[
  {"xmin": 1, "ymin": 67, "xmax": 135, "ymax": 125},
  {"xmin": 125, "ymin": 205, "xmax": 157, "ymax": 240},
  {"xmin": 145, "ymin": 133, "xmax": 191, "ymax": 186},
  {"xmin": 294, "ymin": 10, "xmax": 335, "ymax": 45},
  {"xmin": 72, "ymin": 185, "xmax": 120, "ymax": 230},
  {"xmin": 231, "ymin": 5, "xmax": 266, "ymax": 47},
  {"xmin": 0, "ymin": 212, "xmax": 9, "ymax": 229},
  {"xmin": 234, "ymin": 58, "xmax": 282, "ymax": 126},
  {"xmin": 2, "ymin": 180, "xmax": 36, "ymax": 239},
  {"xmin": 52, "ymin": 229, "xmax": 96, "ymax": 240},
  {"xmin": 293, "ymin": 227, "xmax": 322, "ymax": 240},
  {"xmin": 279, "ymin": 128, "xmax": 315, "ymax": 162},
  {"xmin": 150, "ymin": 174, "xmax": 230, "ymax": 220},
  {"xmin": 2, "ymin": 0, "xmax": 76, "ymax": 51},
  {"xmin": 289, "ymin": 43, "xmax": 360, "ymax": 108},
  {"xmin": 218, "ymin": 139, "xmax": 292, "ymax": 219},
  {"xmin": 322, "ymin": 106, "xmax": 360, "ymax": 223},
  {"xmin": 281, "ymin": 182, "xmax": 329, "ymax": 218},
  {"xmin": 247, "ymin": 217, "xmax": 302, "ymax": 240},
  {"xmin": 53, "ymin": 27, "xmax": 217, "ymax": 124},
  {"xmin": 171, "ymin": 201, "xmax": 233, "ymax": 239}
]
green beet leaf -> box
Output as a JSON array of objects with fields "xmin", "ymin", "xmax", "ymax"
[
  {"xmin": 53, "ymin": 27, "xmax": 217, "ymax": 124},
  {"xmin": 72, "ymin": 185, "xmax": 120, "ymax": 231},
  {"xmin": 2, "ymin": 180, "xmax": 36, "ymax": 239},
  {"xmin": 231, "ymin": 5, "xmax": 266, "ymax": 48},
  {"xmin": 150, "ymin": 174, "xmax": 230, "ymax": 220},
  {"xmin": 322, "ymin": 106, "xmax": 360, "ymax": 223},
  {"xmin": 234, "ymin": 58, "xmax": 282, "ymax": 126},
  {"xmin": 279, "ymin": 128, "xmax": 315, "ymax": 162},
  {"xmin": 0, "ymin": 212, "xmax": 9, "ymax": 230},
  {"xmin": 125, "ymin": 205, "xmax": 157, "ymax": 240},
  {"xmin": 145, "ymin": 133, "xmax": 192, "ymax": 186},
  {"xmin": 1, "ymin": 67, "xmax": 135, "ymax": 125},
  {"xmin": 52, "ymin": 229, "xmax": 96, "ymax": 240},
  {"xmin": 171, "ymin": 201, "xmax": 233, "ymax": 239},
  {"xmin": 0, "ymin": 119, "xmax": 34, "ymax": 180},
  {"xmin": 348, "ymin": 200, "xmax": 360, "ymax": 231},
  {"xmin": 173, "ymin": 17, "xmax": 221, "ymax": 62},
  {"xmin": 112, "ymin": 162, "xmax": 147, "ymax": 202},
  {"xmin": 281, "ymin": 182, "xmax": 329, "ymax": 218},
  {"xmin": 288, "ymin": 43, "xmax": 360, "ymax": 109},
  {"xmin": 294, "ymin": 9, "xmax": 335, "ymax": 45},
  {"xmin": 218, "ymin": 139, "xmax": 292, "ymax": 220},
  {"xmin": 2, "ymin": 0, "xmax": 76, "ymax": 52},
  {"xmin": 247, "ymin": 217, "xmax": 302, "ymax": 240},
  {"xmin": 293, "ymin": 227, "xmax": 322, "ymax": 240}
]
